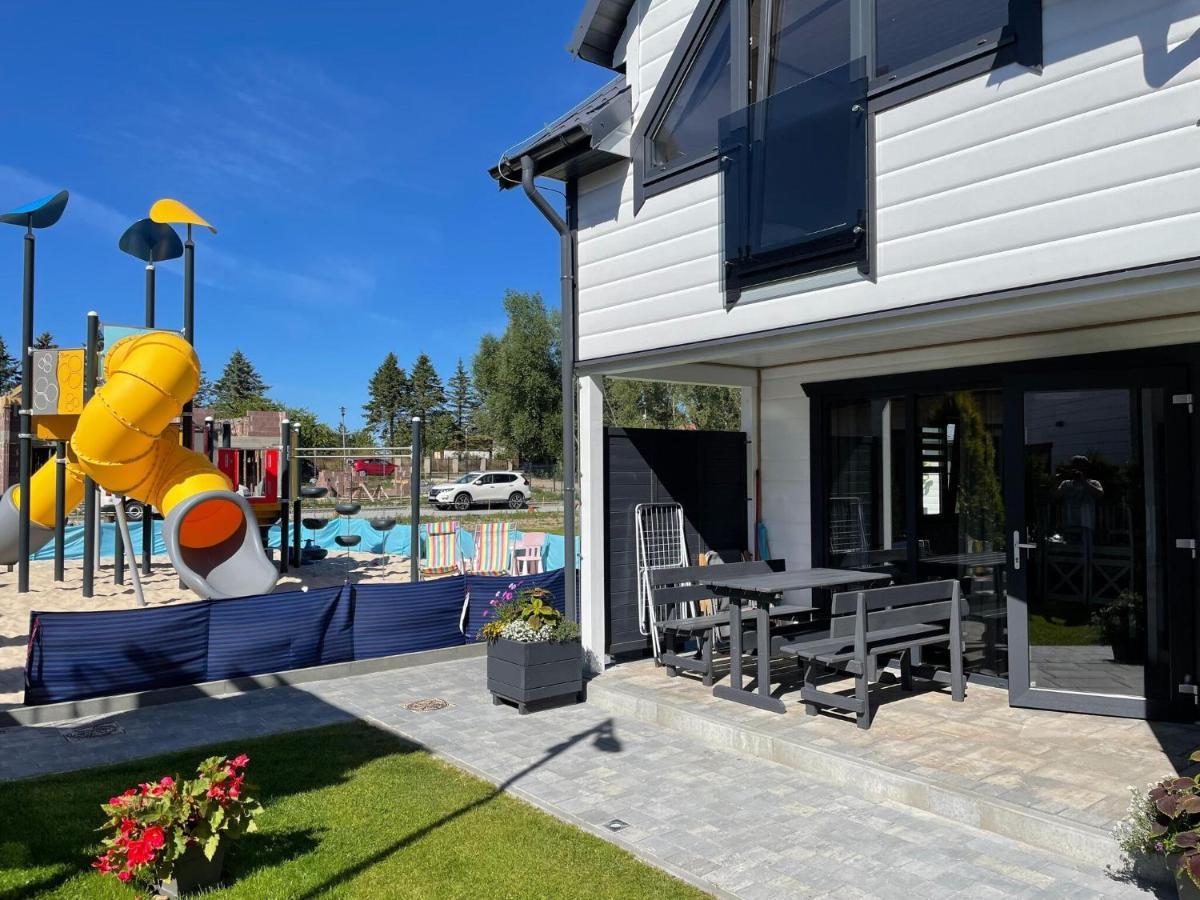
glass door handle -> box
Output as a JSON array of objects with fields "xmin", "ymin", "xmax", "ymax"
[{"xmin": 1012, "ymin": 531, "xmax": 1038, "ymax": 570}]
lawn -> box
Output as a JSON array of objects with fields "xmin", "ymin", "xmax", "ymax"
[{"xmin": 0, "ymin": 722, "xmax": 704, "ymax": 899}]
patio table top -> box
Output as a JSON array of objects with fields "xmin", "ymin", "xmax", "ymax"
[{"xmin": 703, "ymin": 567, "xmax": 890, "ymax": 602}]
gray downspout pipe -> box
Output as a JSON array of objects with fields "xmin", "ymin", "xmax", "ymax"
[{"xmin": 520, "ymin": 155, "xmax": 577, "ymax": 623}]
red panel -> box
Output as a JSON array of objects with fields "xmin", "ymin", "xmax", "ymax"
[
  {"xmin": 216, "ymin": 448, "xmax": 240, "ymax": 490},
  {"xmin": 263, "ymin": 449, "xmax": 279, "ymax": 502}
]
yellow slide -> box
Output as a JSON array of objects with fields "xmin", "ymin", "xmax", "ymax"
[{"xmin": 0, "ymin": 331, "xmax": 278, "ymax": 599}]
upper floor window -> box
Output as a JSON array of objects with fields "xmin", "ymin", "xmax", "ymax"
[
  {"xmin": 650, "ymin": 0, "xmax": 733, "ymax": 171},
  {"xmin": 874, "ymin": 0, "xmax": 1015, "ymax": 82},
  {"xmin": 763, "ymin": 0, "xmax": 852, "ymax": 98}
]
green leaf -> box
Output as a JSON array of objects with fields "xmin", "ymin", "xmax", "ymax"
[
  {"xmin": 245, "ymin": 819, "xmax": 258, "ymax": 834},
  {"xmin": 210, "ymin": 806, "xmax": 225, "ymax": 831},
  {"xmin": 204, "ymin": 833, "xmax": 221, "ymax": 862}
]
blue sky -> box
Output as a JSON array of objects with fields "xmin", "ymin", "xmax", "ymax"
[{"xmin": 0, "ymin": 1, "xmax": 610, "ymax": 429}]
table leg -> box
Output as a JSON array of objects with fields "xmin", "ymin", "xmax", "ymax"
[
  {"xmin": 713, "ymin": 597, "xmax": 786, "ymax": 714},
  {"xmin": 756, "ymin": 602, "xmax": 771, "ymax": 700},
  {"xmin": 727, "ymin": 600, "xmax": 743, "ymax": 691}
]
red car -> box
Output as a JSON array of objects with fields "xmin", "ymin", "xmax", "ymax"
[{"xmin": 351, "ymin": 458, "xmax": 396, "ymax": 477}]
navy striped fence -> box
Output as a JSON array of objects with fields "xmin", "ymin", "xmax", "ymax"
[{"xmin": 24, "ymin": 570, "xmax": 568, "ymax": 706}]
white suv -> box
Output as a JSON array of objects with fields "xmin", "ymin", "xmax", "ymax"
[{"xmin": 429, "ymin": 471, "xmax": 530, "ymax": 511}]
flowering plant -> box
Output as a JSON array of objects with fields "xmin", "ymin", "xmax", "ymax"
[
  {"xmin": 1117, "ymin": 750, "xmax": 1200, "ymax": 886},
  {"xmin": 478, "ymin": 583, "xmax": 580, "ymax": 644},
  {"xmin": 92, "ymin": 753, "xmax": 261, "ymax": 887}
]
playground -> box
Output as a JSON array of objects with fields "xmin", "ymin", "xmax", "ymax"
[{"xmin": 0, "ymin": 191, "xmax": 576, "ymax": 712}]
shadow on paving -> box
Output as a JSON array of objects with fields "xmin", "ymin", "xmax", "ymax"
[{"xmin": 290, "ymin": 716, "xmax": 622, "ymax": 899}]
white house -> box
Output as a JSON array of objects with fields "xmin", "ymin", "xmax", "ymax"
[{"xmin": 492, "ymin": 0, "xmax": 1200, "ymax": 722}]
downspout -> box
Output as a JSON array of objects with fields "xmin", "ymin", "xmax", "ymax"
[{"xmin": 520, "ymin": 155, "xmax": 577, "ymax": 622}]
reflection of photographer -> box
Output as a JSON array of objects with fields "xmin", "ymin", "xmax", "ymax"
[{"xmin": 1057, "ymin": 455, "xmax": 1104, "ymax": 546}]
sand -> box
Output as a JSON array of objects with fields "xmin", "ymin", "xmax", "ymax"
[{"xmin": 0, "ymin": 552, "xmax": 416, "ymax": 707}]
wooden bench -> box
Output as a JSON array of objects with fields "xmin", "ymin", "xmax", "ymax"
[
  {"xmin": 780, "ymin": 580, "xmax": 967, "ymax": 729},
  {"xmin": 651, "ymin": 560, "xmax": 812, "ymax": 686}
]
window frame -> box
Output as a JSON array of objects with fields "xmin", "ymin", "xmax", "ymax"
[{"xmin": 633, "ymin": 0, "xmax": 1042, "ymax": 210}]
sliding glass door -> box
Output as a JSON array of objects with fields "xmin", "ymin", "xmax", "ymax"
[
  {"xmin": 813, "ymin": 350, "xmax": 1196, "ymax": 719},
  {"xmin": 1005, "ymin": 371, "xmax": 1191, "ymax": 718}
]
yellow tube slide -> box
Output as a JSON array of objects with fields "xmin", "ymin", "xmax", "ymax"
[{"xmin": 2, "ymin": 331, "xmax": 278, "ymax": 598}]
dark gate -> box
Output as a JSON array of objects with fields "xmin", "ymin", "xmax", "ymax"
[{"xmin": 604, "ymin": 427, "xmax": 749, "ymax": 655}]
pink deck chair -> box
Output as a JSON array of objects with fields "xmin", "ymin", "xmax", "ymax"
[{"xmin": 511, "ymin": 531, "xmax": 545, "ymax": 576}]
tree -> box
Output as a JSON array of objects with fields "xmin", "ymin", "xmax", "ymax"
[
  {"xmin": 193, "ymin": 369, "xmax": 217, "ymax": 407},
  {"xmin": 447, "ymin": 358, "xmax": 477, "ymax": 451},
  {"xmin": 673, "ymin": 384, "xmax": 741, "ymax": 431},
  {"xmin": 408, "ymin": 352, "xmax": 446, "ymax": 423},
  {"xmin": 0, "ymin": 337, "xmax": 18, "ymax": 393},
  {"xmin": 213, "ymin": 349, "xmax": 272, "ymax": 417},
  {"xmin": 33, "ymin": 332, "xmax": 56, "ymax": 349},
  {"xmin": 472, "ymin": 290, "xmax": 561, "ymax": 463},
  {"xmin": 362, "ymin": 352, "xmax": 409, "ymax": 447},
  {"xmin": 285, "ymin": 406, "xmax": 342, "ymax": 449},
  {"xmin": 603, "ymin": 378, "xmax": 673, "ymax": 428}
]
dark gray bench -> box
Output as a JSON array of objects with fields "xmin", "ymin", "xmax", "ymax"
[
  {"xmin": 652, "ymin": 560, "xmax": 811, "ymax": 686},
  {"xmin": 781, "ymin": 580, "xmax": 966, "ymax": 729}
]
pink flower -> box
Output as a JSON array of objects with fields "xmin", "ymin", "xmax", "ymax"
[
  {"xmin": 143, "ymin": 826, "xmax": 165, "ymax": 850},
  {"xmin": 482, "ymin": 611, "xmax": 490, "ymax": 619},
  {"xmin": 159, "ymin": 776, "xmax": 174, "ymax": 788},
  {"xmin": 230, "ymin": 753, "xmax": 250, "ymax": 768},
  {"xmin": 502, "ymin": 592, "xmax": 513, "ymax": 601}
]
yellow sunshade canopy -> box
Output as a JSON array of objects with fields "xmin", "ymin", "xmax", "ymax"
[{"xmin": 148, "ymin": 198, "xmax": 217, "ymax": 234}]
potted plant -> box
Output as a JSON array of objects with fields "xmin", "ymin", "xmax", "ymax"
[
  {"xmin": 480, "ymin": 583, "xmax": 583, "ymax": 714},
  {"xmin": 1091, "ymin": 591, "xmax": 1145, "ymax": 663},
  {"xmin": 93, "ymin": 752, "xmax": 261, "ymax": 897},
  {"xmin": 1117, "ymin": 751, "xmax": 1200, "ymax": 897}
]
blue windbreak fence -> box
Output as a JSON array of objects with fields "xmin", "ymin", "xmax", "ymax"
[
  {"xmin": 31, "ymin": 520, "xmax": 581, "ymax": 569},
  {"xmin": 24, "ymin": 569, "xmax": 569, "ymax": 705}
]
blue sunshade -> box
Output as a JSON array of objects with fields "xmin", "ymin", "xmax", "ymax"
[
  {"xmin": 0, "ymin": 189, "xmax": 69, "ymax": 228},
  {"xmin": 118, "ymin": 218, "xmax": 184, "ymax": 262}
]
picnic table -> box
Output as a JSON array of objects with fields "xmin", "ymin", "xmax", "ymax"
[{"xmin": 704, "ymin": 568, "xmax": 891, "ymax": 713}]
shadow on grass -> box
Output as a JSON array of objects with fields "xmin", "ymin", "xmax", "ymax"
[
  {"xmin": 291, "ymin": 716, "xmax": 622, "ymax": 899},
  {"xmin": 0, "ymin": 719, "xmax": 400, "ymax": 900}
]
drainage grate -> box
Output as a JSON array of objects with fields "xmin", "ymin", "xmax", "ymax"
[
  {"xmin": 63, "ymin": 722, "xmax": 124, "ymax": 743},
  {"xmin": 605, "ymin": 819, "xmax": 630, "ymax": 833},
  {"xmin": 403, "ymin": 698, "xmax": 450, "ymax": 712}
]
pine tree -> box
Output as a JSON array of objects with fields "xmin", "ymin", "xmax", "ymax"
[
  {"xmin": 193, "ymin": 369, "xmax": 216, "ymax": 407},
  {"xmin": 213, "ymin": 349, "xmax": 271, "ymax": 416},
  {"xmin": 0, "ymin": 337, "xmax": 18, "ymax": 393},
  {"xmin": 447, "ymin": 358, "xmax": 476, "ymax": 450},
  {"xmin": 33, "ymin": 332, "xmax": 56, "ymax": 349},
  {"xmin": 362, "ymin": 352, "xmax": 410, "ymax": 447},
  {"xmin": 408, "ymin": 353, "xmax": 446, "ymax": 423}
]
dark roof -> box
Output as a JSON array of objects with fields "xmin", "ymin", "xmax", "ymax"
[
  {"xmin": 567, "ymin": 0, "xmax": 636, "ymax": 70},
  {"xmin": 489, "ymin": 76, "xmax": 631, "ymax": 188}
]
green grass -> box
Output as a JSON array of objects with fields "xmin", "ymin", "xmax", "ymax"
[
  {"xmin": 0, "ymin": 722, "xmax": 704, "ymax": 900},
  {"xmin": 1028, "ymin": 600, "xmax": 1101, "ymax": 647}
]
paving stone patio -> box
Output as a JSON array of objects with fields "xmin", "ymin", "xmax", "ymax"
[{"xmin": 0, "ymin": 656, "xmax": 1167, "ymax": 897}]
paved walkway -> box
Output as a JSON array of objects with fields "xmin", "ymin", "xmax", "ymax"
[{"xmin": 1, "ymin": 658, "xmax": 1154, "ymax": 898}]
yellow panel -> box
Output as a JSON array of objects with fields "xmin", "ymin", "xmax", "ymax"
[
  {"xmin": 148, "ymin": 198, "xmax": 217, "ymax": 234},
  {"xmin": 35, "ymin": 415, "xmax": 78, "ymax": 441},
  {"xmin": 55, "ymin": 349, "xmax": 85, "ymax": 414}
]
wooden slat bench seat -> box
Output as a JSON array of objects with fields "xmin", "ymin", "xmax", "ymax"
[
  {"xmin": 781, "ymin": 580, "xmax": 967, "ymax": 729},
  {"xmin": 652, "ymin": 560, "xmax": 806, "ymax": 686}
]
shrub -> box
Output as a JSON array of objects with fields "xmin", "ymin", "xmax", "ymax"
[{"xmin": 1117, "ymin": 750, "xmax": 1200, "ymax": 888}]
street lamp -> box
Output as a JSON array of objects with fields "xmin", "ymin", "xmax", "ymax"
[{"xmin": 339, "ymin": 406, "xmax": 347, "ymax": 472}]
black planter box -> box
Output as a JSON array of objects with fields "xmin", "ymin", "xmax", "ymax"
[
  {"xmin": 157, "ymin": 842, "xmax": 227, "ymax": 898},
  {"xmin": 487, "ymin": 638, "xmax": 583, "ymax": 714}
]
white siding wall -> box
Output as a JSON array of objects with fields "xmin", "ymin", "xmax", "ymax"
[
  {"xmin": 758, "ymin": 370, "xmax": 812, "ymax": 569},
  {"xmin": 575, "ymin": 0, "xmax": 1200, "ymax": 361}
]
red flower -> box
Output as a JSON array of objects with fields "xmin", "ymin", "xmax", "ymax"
[
  {"xmin": 119, "ymin": 817, "xmax": 137, "ymax": 837},
  {"xmin": 230, "ymin": 754, "xmax": 249, "ymax": 768},
  {"xmin": 159, "ymin": 776, "xmax": 174, "ymax": 789},
  {"xmin": 123, "ymin": 788, "xmax": 137, "ymax": 797},
  {"xmin": 207, "ymin": 785, "xmax": 225, "ymax": 799},
  {"xmin": 143, "ymin": 826, "xmax": 165, "ymax": 850},
  {"xmin": 125, "ymin": 838, "xmax": 154, "ymax": 867},
  {"xmin": 92, "ymin": 855, "xmax": 112, "ymax": 873},
  {"xmin": 228, "ymin": 775, "xmax": 244, "ymax": 799},
  {"xmin": 117, "ymin": 870, "xmax": 132, "ymax": 882},
  {"xmin": 108, "ymin": 796, "xmax": 125, "ymax": 808}
]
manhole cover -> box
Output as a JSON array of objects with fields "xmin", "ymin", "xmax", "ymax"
[
  {"xmin": 403, "ymin": 698, "xmax": 450, "ymax": 712},
  {"xmin": 605, "ymin": 819, "xmax": 630, "ymax": 833},
  {"xmin": 63, "ymin": 722, "xmax": 124, "ymax": 742}
]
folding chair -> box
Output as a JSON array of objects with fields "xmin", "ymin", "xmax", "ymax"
[
  {"xmin": 421, "ymin": 520, "xmax": 463, "ymax": 577},
  {"xmin": 471, "ymin": 522, "xmax": 512, "ymax": 575}
]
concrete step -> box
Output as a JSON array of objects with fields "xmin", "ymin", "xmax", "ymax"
[{"xmin": 587, "ymin": 672, "xmax": 1123, "ymax": 873}]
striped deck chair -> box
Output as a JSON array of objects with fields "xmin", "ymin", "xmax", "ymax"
[
  {"xmin": 421, "ymin": 520, "xmax": 462, "ymax": 578},
  {"xmin": 472, "ymin": 522, "xmax": 511, "ymax": 575}
]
